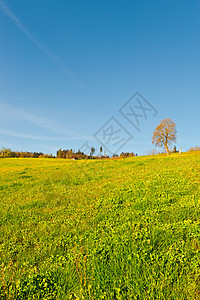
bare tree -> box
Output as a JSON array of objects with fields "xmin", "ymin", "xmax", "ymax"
[
  {"xmin": 100, "ymin": 146, "xmax": 103, "ymax": 158},
  {"xmin": 152, "ymin": 119, "xmax": 176, "ymax": 156},
  {"xmin": 90, "ymin": 146, "xmax": 95, "ymax": 158}
]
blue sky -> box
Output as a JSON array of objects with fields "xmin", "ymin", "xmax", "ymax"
[{"xmin": 0, "ymin": 0, "xmax": 199, "ymax": 155}]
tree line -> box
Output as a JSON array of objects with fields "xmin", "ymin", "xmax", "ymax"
[
  {"xmin": 0, "ymin": 148, "xmax": 54, "ymax": 158},
  {"xmin": 56, "ymin": 148, "xmax": 136, "ymax": 159},
  {"xmin": 0, "ymin": 147, "xmax": 136, "ymax": 159}
]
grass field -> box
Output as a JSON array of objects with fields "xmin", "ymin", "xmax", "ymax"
[{"xmin": 0, "ymin": 153, "xmax": 199, "ymax": 299}]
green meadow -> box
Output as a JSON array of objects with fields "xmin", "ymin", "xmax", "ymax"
[{"xmin": 0, "ymin": 153, "xmax": 199, "ymax": 299}]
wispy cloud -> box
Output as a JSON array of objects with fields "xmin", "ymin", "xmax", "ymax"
[
  {"xmin": 0, "ymin": 0, "xmax": 85, "ymax": 89},
  {"xmin": 0, "ymin": 102, "xmax": 91, "ymax": 141},
  {"xmin": 0, "ymin": 102, "xmax": 74, "ymax": 136},
  {"xmin": 0, "ymin": 128, "xmax": 91, "ymax": 142},
  {"xmin": 0, "ymin": 128, "xmax": 68, "ymax": 141}
]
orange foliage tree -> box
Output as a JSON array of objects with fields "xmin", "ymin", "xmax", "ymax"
[{"xmin": 152, "ymin": 118, "xmax": 176, "ymax": 156}]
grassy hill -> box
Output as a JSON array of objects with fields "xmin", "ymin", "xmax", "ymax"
[{"xmin": 0, "ymin": 153, "xmax": 199, "ymax": 299}]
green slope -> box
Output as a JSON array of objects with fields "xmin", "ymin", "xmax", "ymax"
[{"xmin": 0, "ymin": 153, "xmax": 199, "ymax": 299}]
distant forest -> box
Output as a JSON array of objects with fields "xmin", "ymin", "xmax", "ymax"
[
  {"xmin": 0, "ymin": 147, "xmax": 136, "ymax": 159},
  {"xmin": 0, "ymin": 146, "xmax": 199, "ymax": 159}
]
